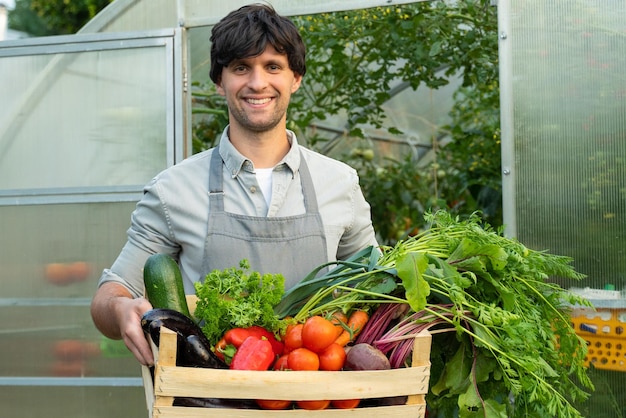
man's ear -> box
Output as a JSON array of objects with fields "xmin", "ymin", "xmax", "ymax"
[
  {"xmin": 216, "ymin": 78, "xmax": 225, "ymax": 96},
  {"xmin": 291, "ymin": 73, "xmax": 303, "ymax": 94}
]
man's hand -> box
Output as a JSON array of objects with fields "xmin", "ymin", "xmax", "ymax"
[
  {"xmin": 91, "ymin": 282, "xmax": 154, "ymax": 365},
  {"xmin": 114, "ymin": 296, "xmax": 154, "ymax": 365}
]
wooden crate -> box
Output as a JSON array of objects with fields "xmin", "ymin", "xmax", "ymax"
[{"xmin": 142, "ymin": 326, "xmax": 431, "ymax": 418}]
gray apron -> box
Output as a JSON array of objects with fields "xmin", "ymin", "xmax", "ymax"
[{"xmin": 200, "ymin": 149, "xmax": 328, "ymax": 290}]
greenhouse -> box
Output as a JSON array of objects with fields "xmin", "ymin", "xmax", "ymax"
[{"xmin": 0, "ymin": 0, "xmax": 624, "ymax": 417}]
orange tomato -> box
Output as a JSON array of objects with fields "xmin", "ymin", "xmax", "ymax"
[
  {"xmin": 296, "ymin": 400, "xmax": 331, "ymax": 410},
  {"xmin": 331, "ymin": 399, "xmax": 361, "ymax": 409},
  {"xmin": 283, "ymin": 323, "xmax": 303, "ymax": 353},
  {"xmin": 53, "ymin": 340, "xmax": 85, "ymax": 361},
  {"xmin": 287, "ymin": 347, "xmax": 319, "ymax": 371},
  {"xmin": 66, "ymin": 261, "xmax": 91, "ymax": 282},
  {"xmin": 256, "ymin": 399, "xmax": 292, "ymax": 410},
  {"xmin": 302, "ymin": 315, "xmax": 338, "ymax": 353},
  {"xmin": 318, "ymin": 343, "xmax": 346, "ymax": 371},
  {"xmin": 44, "ymin": 263, "xmax": 69, "ymax": 285}
]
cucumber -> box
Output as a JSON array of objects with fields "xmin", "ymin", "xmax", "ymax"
[{"xmin": 143, "ymin": 253, "xmax": 191, "ymax": 317}]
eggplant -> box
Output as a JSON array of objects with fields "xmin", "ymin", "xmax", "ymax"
[
  {"xmin": 173, "ymin": 397, "xmax": 258, "ymax": 409},
  {"xmin": 141, "ymin": 308, "xmax": 227, "ymax": 369}
]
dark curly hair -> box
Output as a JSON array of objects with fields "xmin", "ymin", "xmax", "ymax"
[{"xmin": 209, "ymin": 3, "xmax": 307, "ymax": 84}]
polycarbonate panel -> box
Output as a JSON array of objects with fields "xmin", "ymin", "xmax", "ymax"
[
  {"xmin": 80, "ymin": 0, "xmax": 177, "ymax": 33},
  {"xmin": 0, "ymin": 386, "xmax": 146, "ymax": 418},
  {"xmin": 502, "ymin": 1, "xmax": 626, "ymax": 415},
  {"xmin": 0, "ymin": 36, "xmax": 170, "ymax": 195},
  {"xmin": 0, "ymin": 202, "xmax": 140, "ymax": 378},
  {"xmin": 508, "ymin": 0, "xmax": 626, "ymax": 289}
]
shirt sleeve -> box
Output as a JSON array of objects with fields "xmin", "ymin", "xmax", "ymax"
[
  {"xmin": 97, "ymin": 177, "xmax": 181, "ymax": 298},
  {"xmin": 335, "ymin": 173, "xmax": 379, "ymax": 261}
]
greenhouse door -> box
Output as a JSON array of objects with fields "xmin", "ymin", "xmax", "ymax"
[
  {"xmin": 498, "ymin": 1, "xmax": 626, "ymax": 416},
  {"xmin": 0, "ymin": 29, "xmax": 184, "ymax": 417}
]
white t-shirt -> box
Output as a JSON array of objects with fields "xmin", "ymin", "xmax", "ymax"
[{"xmin": 255, "ymin": 168, "xmax": 273, "ymax": 206}]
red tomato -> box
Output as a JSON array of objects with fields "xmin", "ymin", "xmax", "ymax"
[
  {"xmin": 301, "ymin": 316, "xmax": 338, "ymax": 353},
  {"xmin": 256, "ymin": 399, "xmax": 292, "ymax": 410},
  {"xmin": 283, "ymin": 323, "xmax": 304, "ymax": 353},
  {"xmin": 296, "ymin": 400, "xmax": 331, "ymax": 410},
  {"xmin": 331, "ymin": 399, "xmax": 360, "ymax": 409},
  {"xmin": 318, "ymin": 343, "xmax": 346, "ymax": 371},
  {"xmin": 287, "ymin": 347, "xmax": 319, "ymax": 371},
  {"xmin": 273, "ymin": 354, "xmax": 290, "ymax": 371}
]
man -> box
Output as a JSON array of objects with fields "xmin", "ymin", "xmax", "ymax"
[{"xmin": 90, "ymin": 3, "xmax": 378, "ymax": 366}]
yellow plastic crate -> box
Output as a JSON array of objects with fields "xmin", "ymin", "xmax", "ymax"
[{"xmin": 571, "ymin": 306, "xmax": 626, "ymax": 372}]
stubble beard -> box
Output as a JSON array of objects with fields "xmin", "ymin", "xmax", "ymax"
[{"xmin": 229, "ymin": 96, "xmax": 287, "ymax": 133}]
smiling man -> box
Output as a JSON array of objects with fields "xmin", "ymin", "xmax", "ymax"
[{"xmin": 90, "ymin": 3, "xmax": 378, "ymax": 366}]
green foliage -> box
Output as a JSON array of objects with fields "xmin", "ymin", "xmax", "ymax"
[
  {"xmin": 193, "ymin": 260, "xmax": 286, "ymax": 345},
  {"xmin": 8, "ymin": 0, "xmax": 113, "ymax": 35},
  {"xmin": 279, "ymin": 210, "xmax": 593, "ymax": 417}
]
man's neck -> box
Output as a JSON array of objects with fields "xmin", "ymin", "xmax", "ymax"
[{"xmin": 228, "ymin": 125, "xmax": 291, "ymax": 169}]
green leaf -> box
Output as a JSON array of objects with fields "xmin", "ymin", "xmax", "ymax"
[
  {"xmin": 429, "ymin": 40, "xmax": 442, "ymax": 57},
  {"xmin": 432, "ymin": 343, "xmax": 471, "ymax": 396},
  {"xmin": 458, "ymin": 398, "xmax": 508, "ymax": 418},
  {"xmin": 396, "ymin": 251, "xmax": 431, "ymax": 312},
  {"xmin": 448, "ymin": 238, "xmax": 509, "ymax": 273}
]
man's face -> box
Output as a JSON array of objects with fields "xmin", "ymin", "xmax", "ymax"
[{"xmin": 217, "ymin": 45, "xmax": 302, "ymax": 134}]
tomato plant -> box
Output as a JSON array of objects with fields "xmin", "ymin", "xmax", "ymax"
[
  {"xmin": 302, "ymin": 315, "xmax": 338, "ymax": 353},
  {"xmin": 318, "ymin": 343, "xmax": 346, "ymax": 371},
  {"xmin": 287, "ymin": 348, "xmax": 319, "ymax": 371}
]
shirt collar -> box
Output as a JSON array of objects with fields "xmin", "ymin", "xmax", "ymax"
[{"xmin": 218, "ymin": 126, "xmax": 301, "ymax": 178}]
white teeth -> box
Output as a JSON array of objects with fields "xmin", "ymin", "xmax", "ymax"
[{"xmin": 247, "ymin": 98, "xmax": 271, "ymax": 105}]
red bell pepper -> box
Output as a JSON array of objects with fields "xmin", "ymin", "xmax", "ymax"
[
  {"xmin": 221, "ymin": 326, "xmax": 284, "ymax": 357},
  {"xmin": 223, "ymin": 327, "xmax": 253, "ymax": 347},
  {"xmin": 246, "ymin": 326, "xmax": 284, "ymax": 357},
  {"xmin": 213, "ymin": 337, "xmax": 237, "ymax": 363},
  {"xmin": 229, "ymin": 336, "xmax": 275, "ymax": 370}
]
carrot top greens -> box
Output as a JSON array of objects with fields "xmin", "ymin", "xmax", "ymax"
[{"xmin": 276, "ymin": 210, "xmax": 593, "ymax": 418}]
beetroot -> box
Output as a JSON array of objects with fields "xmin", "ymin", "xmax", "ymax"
[{"xmin": 344, "ymin": 343, "xmax": 390, "ymax": 371}]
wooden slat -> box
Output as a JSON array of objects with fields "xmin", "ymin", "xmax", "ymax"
[
  {"xmin": 154, "ymin": 404, "xmax": 426, "ymax": 418},
  {"xmin": 145, "ymin": 321, "xmax": 432, "ymax": 417},
  {"xmin": 154, "ymin": 365, "xmax": 429, "ymax": 400},
  {"xmin": 407, "ymin": 330, "xmax": 432, "ymax": 406}
]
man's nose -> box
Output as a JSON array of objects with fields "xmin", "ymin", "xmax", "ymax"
[{"xmin": 247, "ymin": 67, "xmax": 269, "ymax": 90}]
